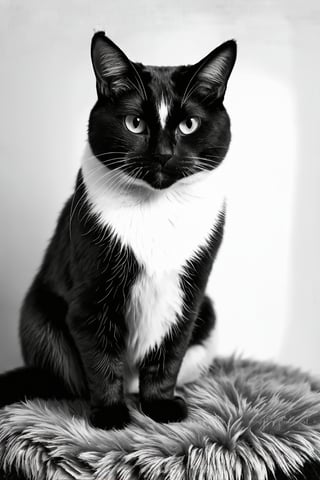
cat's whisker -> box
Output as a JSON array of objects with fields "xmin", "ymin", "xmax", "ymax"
[
  {"xmin": 184, "ymin": 155, "xmax": 222, "ymax": 163},
  {"xmin": 121, "ymin": 167, "xmax": 141, "ymax": 196},
  {"xmin": 93, "ymin": 162, "xmax": 141, "ymax": 197},
  {"xmin": 104, "ymin": 159, "xmax": 148, "ymax": 193},
  {"xmin": 103, "ymin": 167, "xmax": 134, "ymax": 193},
  {"xmin": 85, "ymin": 163, "xmax": 131, "ymax": 195},
  {"xmin": 107, "ymin": 165, "xmax": 154, "ymax": 206},
  {"xmin": 94, "ymin": 151, "xmax": 129, "ymax": 156},
  {"xmin": 187, "ymin": 161, "xmax": 212, "ymax": 171},
  {"xmin": 68, "ymin": 163, "xmax": 108, "ymax": 240},
  {"xmin": 119, "ymin": 168, "xmax": 145, "ymax": 196},
  {"xmin": 191, "ymin": 166, "xmax": 210, "ymax": 174},
  {"xmin": 127, "ymin": 61, "xmax": 148, "ymax": 102},
  {"xmin": 126, "ymin": 78, "xmax": 147, "ymax": 103},
  {"xmin": 181, "ymin": 81, "xmax": 200, "ymax": 106},
  {"xmin": 184, "ymin": 160, "xmax": 221, "ymax": 171},
  {"xmin": 70, "ymin": 176, "xmax": 107, "ymax": 238},
  {"xmin": 76, "ymin": 171, "xmax": 131, "ymax": 236},
  {"xmin": 70, "ymin": 157, "xmax": 142, "ymax": 230},
  {"xmin": 71, "ymin": 163, "xmax": 137, "ymax": 236},
  {"xmin": 82, "ymin": 151, "xmax": 130, "ymax": 163}
]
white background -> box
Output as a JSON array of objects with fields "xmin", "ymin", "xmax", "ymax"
[{"xmin": 1, "ymin": 0, "xmax": 320, "ymax": 375}]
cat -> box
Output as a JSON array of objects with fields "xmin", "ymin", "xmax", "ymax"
[{"xmin": 0, "ymin": 32, "xmax": 236, "ymax": 430}]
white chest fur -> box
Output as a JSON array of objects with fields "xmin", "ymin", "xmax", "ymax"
[{"xmin": 82, "ymin": 145, "xmax": 226, "ymax": 362}]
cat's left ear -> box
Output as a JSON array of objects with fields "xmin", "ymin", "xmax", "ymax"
[
  {"xmin": 91, "ymin": 31, "xmax": 146, "ymax": 100},
  {"xmin": 182, "ymin": 40, "xmax": 237, "ymax": 104}
]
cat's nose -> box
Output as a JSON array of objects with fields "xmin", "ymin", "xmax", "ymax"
[{"xmin": 154, "ymin": 135, "xmax": 173, "ymax": 160}]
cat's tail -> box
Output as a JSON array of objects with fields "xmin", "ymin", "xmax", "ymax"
[{"xmin": 0, "ymin": 366, "xmax": 76, "ymax": 409}]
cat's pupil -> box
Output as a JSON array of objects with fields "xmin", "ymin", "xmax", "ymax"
[
  {"xmin": 133, "ymin": 117, "xmax": 140, "ymax": 128},
  {"xmin": 186, "ymin": 118, "xmax": 193, "ymax": 129}
]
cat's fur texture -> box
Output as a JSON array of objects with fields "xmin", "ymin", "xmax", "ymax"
[{"xmin": 0, "ymin": 32, "xmax": 236, "ymax": 430}]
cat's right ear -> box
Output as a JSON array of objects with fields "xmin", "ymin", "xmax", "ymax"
[
  {"xmin": 182, "ymin": 40, "xmax": 237, "ymax": 105},
  {"xmin": 91, "ymin": 32, "xmax": 146, "ymax": 100}
]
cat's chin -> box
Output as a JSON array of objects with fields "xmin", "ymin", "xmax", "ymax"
[
  {"xmin": 139, "ymin": 170, "xmax": 182, "ymax": 190},
  {"xmin": 147, "ymin": 176, "xmax": 177, "ymax": 190}
]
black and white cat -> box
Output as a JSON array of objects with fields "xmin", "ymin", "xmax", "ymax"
[{"xmin": 0, "ymin": 32, "xmax": 236, "ymax": 430}]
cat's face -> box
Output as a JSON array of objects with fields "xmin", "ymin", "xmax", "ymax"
[{"xmin": 88, "ymin": 32, "xmax": 236, "ymax": 190}]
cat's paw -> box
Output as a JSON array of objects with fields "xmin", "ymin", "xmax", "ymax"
[
  {"xmin": 90, "ymin": 402, "xmax": 131, "ymax": 430},
  {"xmin": 141, "ymin": 396, "xmax": 188, "ymax": 423}
]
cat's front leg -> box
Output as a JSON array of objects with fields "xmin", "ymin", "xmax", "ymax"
[
  {"xmin": 139, "ymin": 217, "xmax": 225, "ymax": 423},
  {"xmin": 139, "ymin": 321, "xmax": 192, "ymax": 424},
  {"xmin": 67, "ymin": 301, "xmax": 129, "ymax": 430}
]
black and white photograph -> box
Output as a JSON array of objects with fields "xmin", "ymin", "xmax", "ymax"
[{"xmin": 0, "ymin": 1, "xmax": 320, "ymax": 479}]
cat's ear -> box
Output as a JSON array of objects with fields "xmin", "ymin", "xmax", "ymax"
[
  {"xmin": 91, "ymin": 32, "xmax": 146, "ymax": 100},
  {"xmin": 182, "ymin": 40, "xmax": 237, "ymax": 104}
]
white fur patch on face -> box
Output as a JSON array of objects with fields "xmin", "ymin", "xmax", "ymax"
[
  {"xmin": 82, "ymin": 144, "xmax": 227, "ymax": 365},
  {"xmin": 158, "ymin": 95, "xmax": 170, "ymax": 129}
]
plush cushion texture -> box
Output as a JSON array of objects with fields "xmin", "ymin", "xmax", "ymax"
[{"xmin": 1, "ymin": 357, "xmax": 320, "ymax": 480}]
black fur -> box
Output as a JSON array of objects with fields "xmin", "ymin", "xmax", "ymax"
[
  {"xmin": 0, "ymin": 32, "xmax": 236, "ymax": 430},
  {"xmin": 0, "ymin": 367, "xmax": 74, "ymax": 409}
]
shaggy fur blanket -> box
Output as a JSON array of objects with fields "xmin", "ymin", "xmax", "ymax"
[{"xmin": 1, "ymin": 357, "xmax": 320, "ymax": 480}]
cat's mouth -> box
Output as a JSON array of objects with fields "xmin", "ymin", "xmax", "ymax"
[
  {"xmin": 113, "ymin": 155, "xmax": 202, "ymax": 190},
  {"xmin": 123, "ymin": 155, "xmax": 188, "ymax": 190},
  {"xmin": 139, "ymin": 165, "xmax": 185, "ymax": 190}
]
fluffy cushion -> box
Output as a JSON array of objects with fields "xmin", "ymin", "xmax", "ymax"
[{"xmin": 1, "ymin": 357, "xmax": 320, "ymax": 480}]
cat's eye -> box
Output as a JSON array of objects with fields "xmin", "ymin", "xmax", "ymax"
[
  {"xmin": 178, "ymin": 117, "xmax": 200, "ymax": 135},
  {"xmin": 125, "ymin": 115, "xmax": 147, "ymax": 134}
]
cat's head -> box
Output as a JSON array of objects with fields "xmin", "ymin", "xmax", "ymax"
[{"xmin": 88, "ymin": 31, "xmax": 236, "ymax": 190}]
